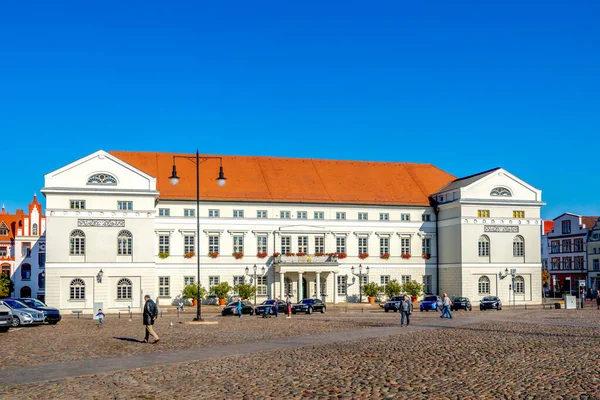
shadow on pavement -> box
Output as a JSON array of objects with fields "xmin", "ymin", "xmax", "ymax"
[{"xmin": 113, "ymin": 337, "xmax": 145, "ymax": 343}]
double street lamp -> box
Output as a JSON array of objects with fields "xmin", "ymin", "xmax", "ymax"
[
  {"xmin": 499, "ymin": 268, "xmax": 516, "ymax": 308},
  {"xmin": 246, "ymin": 264, "xmax": 266, "ymax": 306},
  {"xmin": 169, "ymin": 150, "xmax": 226, "ymax": 321},
  {"xmin": 351, "ymin": 264, "xmax": 370, "ymax": 303}
]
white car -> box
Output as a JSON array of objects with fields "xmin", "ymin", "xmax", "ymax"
[
  {"xmin": 0, "ymin": 299, "xmax": 45, "ymax": 327},
  {"xmin": 0, "ymin": 302, "xmax": 13, "ymax": 332}
]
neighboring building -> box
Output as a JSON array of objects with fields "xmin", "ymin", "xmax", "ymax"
[
  {"xmin": 540, "ymin": 220, "xmax": 554, "ymax": 296},
  {"xmin": 41, "ymin": 150, "xmax": 545, "ymax": 313},
  {"xmin": 544, "ymin": 213, "xmax": 599, "ymax": 295},
  {"xmin": 0, "ymin": 196, "xmax": 47, "ymax": 300},
  {"xmin": 587, "ymin": 218, "xmax": 600, "ymax": 291}
]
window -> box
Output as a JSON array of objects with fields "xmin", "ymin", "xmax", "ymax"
[
  {"xmin": 257, "ymin": 235, "xmax": 267, "ymax": 254},
  {"xmin": 22, "ymin": 243, "xmax": 31, "ymax": 257},
  {"xmin": 38, "ymin": 273, "xmax": 45, "ymax": 289},
  {"xmin": 1, "ymin": 264, "xmax": 10, "ymax": 275},
  {"xmin": 314, "ymin": 237, "xmax": 324, "ymax": 254},
  {"xmin": 233, "ymin": 275, "xmax": 244, "ymax": 286},
  {"xmin": 184, "ymin": 276, "xmax": 195, "ymax": 286},
  {"xmin": 562, "ymin": 220, "xmax": 571, "ymax": 234},
  {"xmin": 594, "ymin": 259, "xmax": 599, "ymax": 271},
  {"xmin": 562, "ymin": 240, "xmax": 571, "ymax": 253},
  {"xmin": 478, "ymin": 235, "xmax": 490, "ymax": 257},
  {"xmin": 477, "ymin": 210, "xmax": 490, "ymax": 218},
  {"xmin": 422, "ymin": 214, "xmax": 431, "ymax": 222},
  {"xmin": 358, "ymin": 237, "xmax": 368, "ymax": 255},
  {"xmin": 70, "ymin": 200, "xmax": 86, "ymax": 209},
  {"xmin": 158, "ymin": 208, "xmax": 170, "ymax": 217},
  {"xmin": 314, "ymin": 211, "xmax": 324, "ymax": 220},
  {"xmin": 70, "ymin": 278, "xmax": 85, "ymax": 300},
  {"xmin": 298, "ymin": 236, "xmax": 308, "ymax": 253},
  {"xmin": 159, "ymin": 277, "xmax": 170, "ymax": 296},
  {"xmin": 87, "ymin": 173, "xmax": 117, "ymax": 185},
  {"xmin": 380, "ymin": 237, "xmax": 389, "ymax": 256},
  {"xmin": 551, "ymin": 257, "xmax": 560, "ymax": 270},
  {"xmin": 574, "ymin": 238, "xmax": 584, "ymax": 252},
  {"xmin": 209, "ymin": 276, "xmax": 220, "ymax": 291},
  {"xmin": 401, "ymin": 238, "xmax": 411, "ymax": 256},
  {"xmin": 184, "ymin": 209, "xmax": 195, "ymax": 217},
  {"xmin": 0, "ymin": 226, "xmax": 8, "ymax": 236},
  {"xmin": 281, "ymin": 236, "xmax": 291, "ymax": 254},
  {"xmin": 117, "ymin": 278, "xmax": 133, "ymax": 300},
  {"xmin": 575, "ymin": 256, "xmax": 584, "ymax": 269},
  {"xmin": 158, "ymin": 235, "xmax": 170, "ymax": 254},
  {"xmin": 184, "ymin": 235, "xmax": 195, "ymax": 254},
  {"xmin": 233, "ymin": 210, "xmax": 244, "ymax": 218},
  {"xmin": 118, "ymin": 201, "xmax": 133, "ymax": 211},
  {"xmin": 513, "ymin": 236, "xmax": 524, "ymax": 257},
  {"xmin": 233, "ymin": 236, "xmax": 244, "ymax": 253},
  {"xmin": 514, "ymin": 276, "xmax": 524, "ymax": 294},
  {"xmin": 0, "ymin": 247, "xmax": 7, "ymax": 257},
  {"xmin": 209, "ymin": 209, "xmax": 220, "ymax": 218},
  {"xmin": 401, "ymin": 275, "xmax": 411, "ymax": 285},
  {"xmin": 513, "ymin": 211, "xmax": 525, "ymax": 218},
  {"xmin": 280, "ymin": 211, "xmax": 291, "ymax": 219},
  {"xmin": 380, "ymin": 275, "xmax": 390, "ymax": 290},
  {"xmin": 478, "ymin": 276, "xmax": 490, "ymax": 294},
  {"xmin": 297, "ymin": 211, "xmax": 307, "ymax": 219},
  {"xmin": 70, "ymin": 230, "xmax": 86, "ymax": 255},
  {"xmin": 337, "ymin": 275, "xmax": 347, "ymax": 295},
  {"xmin": 490, "ymin": 187, "xmax": 511, "ymax": 197},
  {"xmin": 256, "ymin": 276, "xmax": 267, "ymax": 295},
  {"xmin": 563, "ymin": 257, "xmax": 572, "ymax": 270},
  {"xmin": 257, "ymin": 210, "xmax": 267, "ymax": 219},
  {"xmin": 379, "ymin": 213, "xmax": 389, "ymax": 221},
  {"xmin": 401, "ymin": 213, "xmax": 410, "ymax": 221},
  {"xmin": 208, "ymin": 235, "xmax": 219, "ymax": 254},
  {"xmin": 422, "ymin": 238, "xmax": 431, "ymax": 256},
  {"xmin": 423, "ymin": 275, "xmax": 432, "ymax": 294},
  {"xmin": 336, "ymin": 237, "xmax": 346, "ymax": 253},
  {"xmin": 360, "ymin": 275, "xmax": 368, "ymax": 286},
  {"xmin": 21, "ymin": 264, "xmax": 31, "ymax": 280},
  {"xmin": 336, "ymin": 212, "xmax": 346, "ymax": 220},
  {"xmin": 551, "ymin": 241, "xmax": 560, "ymax": 254},
  {"xmin": 32, "ymin": 223, "xmax": 38, "ymax": 236},
  {"xmin": 117, "ymin": 230, "xmax": 133, "ymax": 255},
  {"xmin": 358, "ymin": 213, "xmax": 368, "ymax": 220}
]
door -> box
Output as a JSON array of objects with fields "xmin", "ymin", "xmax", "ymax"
[{"xmin": 302, "ymin": 277, "xmax": 308, "ymax": 300}]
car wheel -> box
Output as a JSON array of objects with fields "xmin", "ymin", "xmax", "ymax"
[
  {"xmin": 308, "ymin": 307, "xmax": 313, "ymax": 315},
  {"xmin": 0, "ymin": 327, "xmax": 8, "ymax": 333},
  {"xmin": 480, "ymin": 307, "xmax": 483, "ymax": 311},
  {"xmin": 221, "ymin": 312, "xmax": 226, "ymax": 316},
  {"xmin": 497, "ymin": 306, "xmax": 502, "ymax": 311},
  {"xmin": 321, "ymin": 307, "xmax": 326, "ymax": 314},
  {"xmin": 384, "ymin": 309, "xmax": 389, "ymax": 312},
  {"xmin": 468, "ymin": 306, "xmax": 472, "ymax": 311},
  {"xmin": 250, "ymin": 310, "xmax": 254, "ymax": 315},
  {"xmin": 12, "ymin": 317, "xmax": 20, "ymax": 327},
  {"xmin": 292, "ymin": 310, "xmax": 296, "ymax": 315},
  {"xmin": 48, "ymin": 321, "xmax": 58, "ymax": 325}
]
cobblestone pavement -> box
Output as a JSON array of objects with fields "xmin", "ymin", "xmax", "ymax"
[{"xmin": 1, "ymin": 307, "xmax": 599, "ymax": 399}]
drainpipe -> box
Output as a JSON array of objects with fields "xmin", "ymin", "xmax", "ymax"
[{"xmin": 430, "ymin": 197, "xmax": 440, "ymax": 296}]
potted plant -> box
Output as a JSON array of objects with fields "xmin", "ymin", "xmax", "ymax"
[
  {"xmin": 380, "ymin": 253, "xmax": 390, "ymax": 260},
  {"xmin": 212, "ymin": 282, "xmax": 232, "ymax": 306},
  {"xmin": 403, "ymin": 280, "xmax": 424, "ymax": 302},
  {"xmin": 384, "ymin": 279, "xmax": 403, "ymax": 298},
  {"xmin": 208, "ymin": 252, "xmax": 219, "ymax": 259},
  {"xmin": 182, "ymin": 283, "xmax": 207, "ymax": 306},
  {"xmin": 359, "ymin": 253, "xmax": 369, "ymax": 260},
  {"xmin": 422, "ymin": 254, "xmax": 431, "ymax": 259},
  {"xmin": 336, "ymin": 252, "xmax": 347, "ymax": 259},
  {"xmin": 257, "ymin": 252, "xmax": 268, "ymax": 259},
  {"xmin": 314, "ymin": 252, "xmax": 324, "ymax": 257},
  {"xmin": 233, "ymin": 282, "xmax": 256, "ymax": 301},
  {"xmin": 272, "ymin": 252, "xmax": 281, "ymax": 257},
  {"xmin": 401, "ymin": 253, "xmax": 412, "ymax": 260},
  {"xmin": 232, "ymin": 252, "xmax": 244, "ymax": 259},
  {"xmin": 296, "ymin": 252, "xmax": 306, "ymax": 257},
  {"xmin": 158, "ymin": 252, "xmax": 169, "ymax": 259},
  {"xmin": 184, "ymin": 251, "xmax": 195, "ymax": 259},
  {"xmin": 362, "ymin": 282, "xmax": 381, "ymax": 303},
  {"xmin": 285, "ymin": 252, "xmax": 295, "ymax": 257}
]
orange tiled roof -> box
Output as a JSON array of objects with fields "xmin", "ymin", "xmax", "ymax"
[
  {"xmin": 582, "ymin": 216, "xmax": 600, "ymax": 231},
  {"xmin": 110, "ymin": 151, "xmax": 456, "ymax": 206}
]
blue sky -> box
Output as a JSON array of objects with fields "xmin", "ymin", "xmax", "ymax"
[{"xmin": 0, "ymin": 0, "xmax": 598, "ymax": 219}]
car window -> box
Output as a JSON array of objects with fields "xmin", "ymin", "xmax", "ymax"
[
  {"xmin": 454, "ymin": 297, "xmax": 466, "ymax": 302},
  {"xmin": 301, "ymin": 299, "xmax": 312, "ymax": 304},
  {"xmin": 482, "ymin": 297, "xmax": 493, "ymax": 301},
  {"xmin": 4, "ymin": 300, "xmax": 27, "ymax": 309},
  {"xmin": 227, "ymin": 302, "xmax": 238, "ymax": 307},
  {"xmin": 31, "ymin": 299, "xmax": 46, "ymax": 307},
  {"xmin": 424, "ymin": 296, "xmax": 437, "ymax": 301}
]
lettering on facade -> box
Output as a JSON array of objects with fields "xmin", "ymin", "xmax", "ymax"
[
  {"xmin": 77, "ymin": 219, "xmax": 125, "ymax": 227},
  {"xmin": 484, "ymin": 225, "xmax": 519, "ymax": 233}
]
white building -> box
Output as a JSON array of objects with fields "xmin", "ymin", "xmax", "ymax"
[{"xmin": 42, "ymin": 151, "xmax": 545, "ymax": 313}]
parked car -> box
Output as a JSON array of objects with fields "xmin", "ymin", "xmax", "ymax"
[
  {"xmin": 383, "ymin": 295, "xmax": 406, "ymax": 312},
  {"xmin": 420, "ymin": 295, "xmax": 441, "ymax": 312},
  {"xmin": 0, "ymin": 302, "xmax": 13, "ymax": 332},
  {"xmin": 480, "ymin": 296, "xmax": 502, "ymax": 311},
  {"xmin": 255, "ymin": 299, "xmax": 287, "ymax": 316},
  {"xmin": 291, "ymin": 298, "xmax": 326, "ymax": 314},
  {"xmin": 451, "ymin": 297, "xmax": 472, "ymax": 311},
  {"xmin": 0, "ymin": 299, "xmax": 45, "ymax": 326},
  {"xmin": 17, "ymin": 298, "xmax": 62, "ymax": 324},
  {"xmin": 221, "ymin": 300, "xmax": 254, "ymax": 316}
]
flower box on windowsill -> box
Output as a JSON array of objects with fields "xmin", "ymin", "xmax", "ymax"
[
  {"xmin": 336, "ymin": 252, "xmax": 347, "ymax": 259},
  {"xmin": 208, "ymin": 252, "xmax": 219, "ymax": 259},
  {"xmin": 284, "ymin": 252, "xmax": 295, "ymax": 257},
  {"xmin": 296, "ymin": 252, "xmax": 306, "ymax": 257},
  {"xmin": 422, "ymin": 254, "xmax": 431, "ymax": 259},
  {"xmin": 359, "ymin": 253, "xmax": 369, "ymax": 260},
  {"xmin": 158, "ymin": 252, "xmax": 169, "ymax": 259},
  {"xmin": 401, "ymin": 254, "xmax": 412, "ymax": 259},
  {"xmin": 314, "ymin": 252, "xmax": 324, "ymax": 257},
  {"xmin": 380, "ymin": 253, "xmax": 390, "ymax": 260},
  {"xmin": 272, "ymin": 252, "xmax": 281, "ymax": 257},
  {"xmin": 232, "ymin": 252, "xmax": 244, "ymax": 259},
  {"xmin": 184, "ymin": 252, "xmax": 195, "ymax": 259},
  {"xmin": 257, "ymin": 252, "xmax": 268, "ymax": 259}
]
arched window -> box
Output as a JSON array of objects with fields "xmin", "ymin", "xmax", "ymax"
[
  {"xmin": 87, "ymin": 173, "xmax": 117, "ymax": 185},
  {"xmin": 490, "ymin": 187, "xmax": 512, "ymax": 197},
  {"xmin": 32, "ymin": 223, "xmax": 38, "ymax": 236},
  {"xmin": 70, "ymin": 278, "xmax": 85, "ymax": 300},
  {"xmin": 284, "ymin": 277, "xmax": 293, "ymax": 297},
  {"xmin": 514, "ymin": 276, "xmax": 525, "ymax": 293},
  {"xmin": 513, "ymin": 236, "xmax": 525, "ymax": 257},
  {"xmin": 21, "ymin": 264, "xmax": 31, "ymax": 280},
  {"xmin": 20, "ymin": 286, "xmax": 31, "ymax": 298},
  {"xmin": 117, "ymin": 278, "xmax": 133, "ymax": 300},
  {"xmin": 117, "ymin": 230, "xmax": 133, "ymax": 256},
  {"xmin": 478, "ymin": 276, "xmax": 490, "ymax": 294},
  {"xmin": 70, "ymin": 230, "xmax": 86, "ymax": 255},
  {"xmin": 1, "ymin": 263, "xmax": 10, "ymax": 275},
  {"xmin": 478, "ymin": 235, "xmax": 490, "ymax": 257}
]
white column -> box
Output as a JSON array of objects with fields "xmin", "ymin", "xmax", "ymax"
[
  {"xmin": 316, "ymin": 272, "xmax": 321, "ymax": 300},
  {"xmin": 280, "ymin": 272, "xmax": 285, "ymax": 299},
  {"xmin": 333, "ymin": 272, "xmax": 338, "ymax": 304},
  {"xmin": 297, "ymin": 271, "xmax": 303, "ymax": 302}
]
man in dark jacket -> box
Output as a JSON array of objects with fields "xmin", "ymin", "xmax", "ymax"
[
  {"xmin": 143, "ymin": 295, "xmax": 159, "ymax": 343},
  {"xmin": 400, "ymin": 294, "xmax": 413, "ymax": 327}
]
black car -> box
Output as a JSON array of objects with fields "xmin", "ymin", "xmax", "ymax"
[
  {"xmin": 384, "ymin": 295, "xmax": 405, "ymax": 312},
  {"xmin": 291, "ymin": 299, "xmax": 326, "ymax": 314},
  {"xmin": 221, "ymin": 300, "xmax": 254, "ymax": 316},
  {"xmin": 255, "ymin": 299, "xmax": 287, "ymax": 316},
  {"xmin": 480, "ymin": 296, "xmax": 502, "ymax": 311},
  {"xmin": 451, "ymin": 297, "xmax": 472, "ymax": 311},
  {"xmin": 17, "ymin": 298, "xmax": 62, "ymax": 324}
]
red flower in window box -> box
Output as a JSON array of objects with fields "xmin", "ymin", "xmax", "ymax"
[
  {"xmin": 359, "ymin": 253, "xmax": 369, "ymax": 260},
  {"xmin": 232, "ymin": 252, "xmax": 244, "ymax": 259},
  {"xmin": 208, "ymin": 252, "xmax": 219, "ymax": 259},
  {"xmin": 158, "ymin": 252, "xmax": 169, "ymax": 259},
  {"xmin": 314, "ymin": 252, "xmax": 324, "ymax": 257},
  {"xmin": 272, "ymin": 252, "xmax": 281, "ymax": 257},
  {"xmin": 285, "ymin": 252, "xmax": 295, "ymax": 257},
  {"xmin": 336, "ymin": 252, "xmax": 347, "ymax": 259},
  {"xmin": 326, "ymin": 252, "xmax": 336, "ymax": 258},
  {"xmin": 380, "ymin": 253, "xmax": 390, "ymax": 260},
  {"xmin": 296, "ymin": 252, "xmax": 306, "ymax": 256},
  {"xmin": 184, "ymin": 252, "xmax": 195, "ymax": 259},
  {"xmin": 422, "ymin": 254, "xmax": 431, "ymax": 259},
  {"xmin": 401, "ymin": 254, "xmax": 412, "ymax": 259},
  {"xmin": 257, "ymin": 252, "xmax": 268, "ymax": 259}
]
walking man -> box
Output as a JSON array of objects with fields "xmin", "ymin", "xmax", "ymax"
[
  {"xmin": 237, "ymin": 298, "xmax": 243, "ymax": 318},
  {"xmin": 286, "ymin": 295, "xmax": 292, "ymax": 318},
  {"xmin": 143, "ymin": 295, "xmax": 159, "ymax": 344},
  {"xmin": 273, "ymin": 298, "xmax": 279, "ymax": 318},
  {"xmin": 441, "ymin": 293, "xmax": 453, "ymax": 319},
  {"xmin": 596, "ymin": 290, "xmax": 600, "ymax": 310},
  {"xmin": 400, "ymin": 294, "xmax": 412, "ymax": 327}
]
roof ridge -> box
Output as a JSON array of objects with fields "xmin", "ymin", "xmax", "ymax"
[{"xmin": 402, "ymin": 164, "xmax": 429, "ymax": 200}]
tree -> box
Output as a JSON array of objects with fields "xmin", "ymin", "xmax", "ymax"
[
  {"xmin": 362, "ymin": 282, "xmax": 381, "ymax": 297},
  {"xmin": 403, "ymin": 280, "xmax": 424, "ymax": 297},
  {"xmin": 182, "ymin": 284, "xmax": 207, "ymax": 302},
  {"xmin": 384, "ymin": 279, "xmax": 403, "ymax": 297},
  {"xmin": 541, "ymin": 270, "xmax": 550, "ymax": 287},
  {"xmin": 233, "ymin": 282, "xmax": 256, "ymax": 300},
  {"xmin": 0, "ymin": 273, "xmax": 13, "ymax": 298},
  {"xmin": 211, "ymin": 282, "xmax": 232, "ymax": 299}
]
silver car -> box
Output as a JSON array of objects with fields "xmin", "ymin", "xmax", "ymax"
[
  {"xmin": 0, "ymin": 303, "xmax": 13, "ymax": 332},
  {"xmin": 0, "ymin": 299, "xmax": 45, "ymax": 327}
]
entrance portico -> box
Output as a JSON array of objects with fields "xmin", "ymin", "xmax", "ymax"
[{"xmin": 273, "ymin": 255, "xmax": 340, "ymax": 303}]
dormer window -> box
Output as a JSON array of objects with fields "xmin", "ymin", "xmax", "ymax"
[
  {"xmin": 0, "ymin": 223, "xmax": 8, "ymax": 236},
  {"xmin": 490, "ymin": 187, "xmax": 512, "ymax": 197},
  {"xmin": 87, "ymin": 173, "xmax": 117, "ymax": 185}
]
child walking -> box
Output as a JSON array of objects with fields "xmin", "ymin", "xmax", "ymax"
[{"xmin": 95, "ymin": 308, "xmax": 105, "ymax": 327}]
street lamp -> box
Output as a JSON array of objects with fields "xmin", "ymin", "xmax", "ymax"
[
  {"xmin": 169, "ymin": 150, "xmax": 226, "ymax": 321},
  {"xmin": 97, "ymin": 269, "xmax": 103, "ymax": 284},
  {"xmin": 498, "ymin": 268, "xmax": 517, "ymax": 308},
  {"xmin": 351, "ymin": 264, "xmax": 370, "ymax": 303},
  {"xmin": 245, "ymin": 264, "xmax": 266, "ymax": 305}
]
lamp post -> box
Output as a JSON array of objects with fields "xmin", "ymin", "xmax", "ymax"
[
  {"xmin": 246, "ymin": 264, "xmax": 265, "ymax": 305},
  {"xmin": 498, "ymin": 268, "xmax": 517, "ymax": 308},
  {"xmin": 351, "ymin": 264, "xmax": 370, "ymax": 303},
  {"xmin": 169, "ymin": 150, "xmax": 226, "ymax": 321}
]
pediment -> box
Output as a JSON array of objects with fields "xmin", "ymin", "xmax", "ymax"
[{"xmin": 461, "ymin": 169, "xmax": 542, "ymax": 202}]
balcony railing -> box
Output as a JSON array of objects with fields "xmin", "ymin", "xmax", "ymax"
[{"xmin": 274, "ymin": 254, "xmax": 337, "ymax": 264}]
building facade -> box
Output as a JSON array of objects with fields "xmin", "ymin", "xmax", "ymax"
[
  {"xmin": 42, "ymin": 151, "xmax": 544, "ymax": 313},
  {"xmin": 586, "ymin": 218, "xmax": 600, "ymax": 291},
  {"xmin": 0, "ymin": 196, "xmax": 47, "ymax": 300}
]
